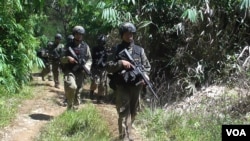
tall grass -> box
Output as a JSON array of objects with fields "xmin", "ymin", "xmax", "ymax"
[
  {"xmin": 135, "ymin": 90, "xmax": 250, "ymax": 141},
  {"xmin": 36, "ymin": 103, "xmax": 111, "ymax": 141},
  {"xmin": 136, "ymin": 104, "xmax": 249, "ymax": 141}
]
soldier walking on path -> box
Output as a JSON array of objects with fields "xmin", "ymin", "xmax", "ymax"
[
  {"xmin": 60, "ymin": 26, "xmax": 92, "ymax": 110},
  {"xmin": 50, "ymin": 33, "xmax": 64, "ymax": 88},
  {"xmin": 89, "ymin": 34, "xmax": 108, "ymax": 103},
  {"xmin": 37, "ymin": 41, "xmax": 53, "ymax": 81},
  {"xmin": 105, "ymin": 22, "xmax": 151, "ymax": 140}
]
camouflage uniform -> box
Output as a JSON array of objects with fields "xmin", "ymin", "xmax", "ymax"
[
  {"xmin": 60, "ymin": 26, "xmax": 92, "ymax": 110},
  {"xmin": 38, "ymin": 42, "xmax": 53, "ymax": 81},
  {"xmin": 50, "ymin": 34, "xmax": 64, "ymax": 88},
  {"xmin": 106, "ymin": 22, "xmax": 151, "ymax": 140},
  {"xmin": 89, "ymin": 34, "xmax": 108, "ymax": 103}
]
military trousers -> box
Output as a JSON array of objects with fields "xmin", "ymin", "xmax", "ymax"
[
  {"xmin": 41, "ymin": 62, "xmax": 52, "ymax": 81},
  {"xmin": 115, "ymin": 84, "xmax": 143, "ymax": 140},
  {"xmin": 64, "ymin": 71, "xmax": 84, "ymax": 110},
  {"xmin": 90, "ymin": 70, "xmax": 107, "ymax": 96},
  {"xmin": 52, "ymin": 61, "xmax": 60, "ymax": 86}
]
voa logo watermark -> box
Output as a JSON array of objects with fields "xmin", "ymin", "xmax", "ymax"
[
  {"xmin": 222, "ymin": 125, "xmax": 250, "ymax": 141},
  {"xmin": 226, "ymin": 129, "xmax": 246, "ymax": 136}
]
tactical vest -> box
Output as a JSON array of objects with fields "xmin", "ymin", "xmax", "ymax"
[
  {"xmin": 63, "ymin": 42, "xmax": 88, "ymax": 73},
  {"xmin": 115, "ymin": 44, "xmax": 143, "ymax": 67},
  {"xmin": 72, "ymin": 44, "xmax": 88, "ymax": 61},
  {"xmin": 113, "ymin": 44, "xmax": 143, "ymax": 85},
  {"xmin": 92, "ymin": 45, "xmax": 107, "ymax": 67}
]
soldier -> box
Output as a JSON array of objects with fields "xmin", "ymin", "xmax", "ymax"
[
  {"xmin": 67, "ymin": 34, "xmax": 74, "ymax": 44},
  {"xmin": 50, "ymin": 33, "xmax": 64, "ymax": 88},
  {"xmin": 62, "ymin": 35, "xmax": 74, "ymax": 106},
  {"xmin": 105, "ymin": 22, "xmax": 151, "ymax": 140},
  {"xmin": 60, "ymin": 25, "xmax": 92, "ymax": 110},
  {"xmin": 89, "ymin": 34, "xmax": 108, "ymax": 103},
  {"xmin": 37, "ymin": 41, "xmax": 53, "ymax": 81}
]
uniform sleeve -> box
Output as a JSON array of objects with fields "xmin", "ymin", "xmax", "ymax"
[
  {"xmin": 84, "ymin": 45, "xmax": 92, "ymax": 72},
  {"xmin": 60, "ymin": 46, "xmax": 69, "ymax": 64},
  {"xmin": 105, "ymin": 46, "xmax": 123, "ymax": 73},
  {"xmin": 105, "ymin": 60, "xmax": 123, "ymax": 73},
  {"xmin": 141, "ymin": 48, "xmax": 151, "ymax": 75}
]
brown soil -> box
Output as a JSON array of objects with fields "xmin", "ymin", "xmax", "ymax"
[{"xmin": 0, "ymin": 74, "xmax": 143, "ymax": 141}]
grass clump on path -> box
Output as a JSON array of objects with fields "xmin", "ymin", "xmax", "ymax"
[{"xmin": 37, "ymin": 103, "xmax": 111, "ymax": 141}]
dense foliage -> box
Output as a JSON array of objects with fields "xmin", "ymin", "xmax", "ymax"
[
  {"xmin": 1, "ymin": 0, "xmax": 250, "ymax": 103},
  {"xmin": 0, "ymin": 1, "xmax": 44, "ymax": 93}
]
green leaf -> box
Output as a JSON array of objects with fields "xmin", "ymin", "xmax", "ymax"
[
  {"xmin": 240, "ymin": 0, "xmax": 250, "ymax": 10},
  {"xmin": 137, "ymin": 21, "xmax": 152, "ymax": 30},
  {"xmin": 97, "ymin": 1, "xmax": 105, "ymax": 9},
  {"xmin": 132, "ymin": 0, "xmax": 136, "ymax": 5},
  {"xmin": 181, "ymin": 8, "xmax": 198, "ymax": 23},
  {"xmin": 15, "ymin": 0, "xmax": 23, "ymax": 11}
]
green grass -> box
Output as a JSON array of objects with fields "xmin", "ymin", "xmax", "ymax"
[
  {"xmin": 0, "ymin": 84, "xmax": 34, "ymax": 128},
  {"xmin": 135, "ymin": 106, "xmax": 249, "ymax": 141},
  {"xmin": 136, "ymin": 108, "xmax": 217, "ymax": 141},
  {"xmin": 2, "ymin": 67, "xmax": 250, "ymax": 141},
  {"xmin": 36, "ymin": 103, "xmax": 111, "ymax": 141}
]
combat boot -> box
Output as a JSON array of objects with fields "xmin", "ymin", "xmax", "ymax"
[
  {"xmin": 62, "ymin": 98, "xmax": 67, "ymax": 107},
  {"xmin": 48, "ymin": 75, "xmax": 53, "ymax": 81},
  {"xmin": 97, "ymin": 96, "xmax": 104, "ymax": 104},
  {"xmin": 55, "ymin": 84, "xmax": 60, "ymax": 89},
  {"xmin": 74, "ymin": 94, "xmax": 81, "ymax": 106},
  {"xmin": 42, "ymin": 76, "xmax": 45, "ymax": 81},
  {"xmin": 89, "ymin": 90, "xmax": 94, "ymax": 100}
]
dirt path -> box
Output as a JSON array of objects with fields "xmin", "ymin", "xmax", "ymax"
[
  {"xmin": 0, "ymin": 76, "xmax": 66, "ymax": 141},
  {"xmin": 0, "ymin": 74, "xmax": 143, "ymax": 141}
]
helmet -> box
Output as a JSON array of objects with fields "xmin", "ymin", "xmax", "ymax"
[
  {"xmin": 72, "ymin": 26, "xmax": 85, "ymax": 35},
  {"xmin": 67, "ymin": 34, "xmax": 74, "ymax": 40},
  {"xmin": 55, "ymin": 33, "xmax": 62, "ymax": 40},
  {"xmin": 97, "ymin": 34, "xmax": 107, "ymax": 45},
  {"xmin": 47, "ymin": 41, "xmax": 53, "ymax": 47},
  {"xmin": 119, "ymin": 22, "xmax": 136, "ymax": 36}
]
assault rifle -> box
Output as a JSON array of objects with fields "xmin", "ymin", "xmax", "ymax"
[
  {"xmin": 68, "ymin": 47, "xmax": 92, "ymax": 79},
  {"xmin": 52, "ymin": 48, "xmax": 61, "ymax": 60},
  {"xmin": 96, "ymin": 50, "xmax": 107, "ymax": 68},
  {"xmin": 118, "ymin": 49, "xmax": 159, "ymax": 100}
]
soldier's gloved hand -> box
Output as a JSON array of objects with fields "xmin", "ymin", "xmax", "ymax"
[
  {"xmin": 141, "ymin": 79, "xmax": 146, "ymax": 85},
  {"xmin": 141, "ymin": 74, "xmax": 149, "ymax": 85},
  {"xmin": 67, "ymin": 56, "xmax": 78, "ymax": 64},
  {"xmin": 135, "ymin": 79, "xmax": 146, "ymax": 86},
  {"xmin": 121, "ymin": 60, "xmax": 132, "ymax": 69}
]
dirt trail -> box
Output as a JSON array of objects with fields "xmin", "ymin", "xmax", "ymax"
[
  {"xmin": 0, "ymin": 74, "xmax": 143, "ymax": 141},
  {"xmin": 0, "ymin": 76, "xmax": 66, "ymax": 141}
]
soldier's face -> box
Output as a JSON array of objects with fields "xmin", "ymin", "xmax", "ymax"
[
  {"xmin": 122, "ymin": 32, "xmax": 133, "ymax": 43},
  {"xmin": 74, "ymin": 33, "xmax": 83, "ymax": 42},
  {"xmin": 55, "ymin": 38, "xmax": 61, "ymax": 44}
]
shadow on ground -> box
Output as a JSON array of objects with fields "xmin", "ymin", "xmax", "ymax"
[
  {"xmin": 30, "ymin": 83, "xmax": 52, "ymax": 87},
  {"xmin": 29, "ymin": 113, "xmax": 54, "ymax": 121}
]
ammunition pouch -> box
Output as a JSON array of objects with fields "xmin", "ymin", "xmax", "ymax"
[
  {"xmin": 107, "ymin": 69, "xmax": 141, "ymax": 90},
  {"xmin": 72, "ymin": 64, "xmax": 81, "ymax": 72},
  {"xmin": 122, "ymin": 70, "xmax": 141, "ymax": 85}
]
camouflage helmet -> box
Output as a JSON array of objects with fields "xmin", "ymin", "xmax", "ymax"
[
  {"xmin": 119, "ymin": 22, "xmax": 136, "ymax": 36},
  {"xmin": 72, "ymin": 26, "xmax": 85, "ymax": 35},
  {"xmin": 47, "ymin": 41, "xmax": 53, "ymax": 47},
  {"xmin": 55, "ymin": 33, "xmax": 62, "ymax": 40},
  {"xmin": 97, "ymin": 34, "xmax": 107, "ymax": 45},
  {"xmin": 67, "ymin": 34, "xmax": 74, "ymax": 40}
]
